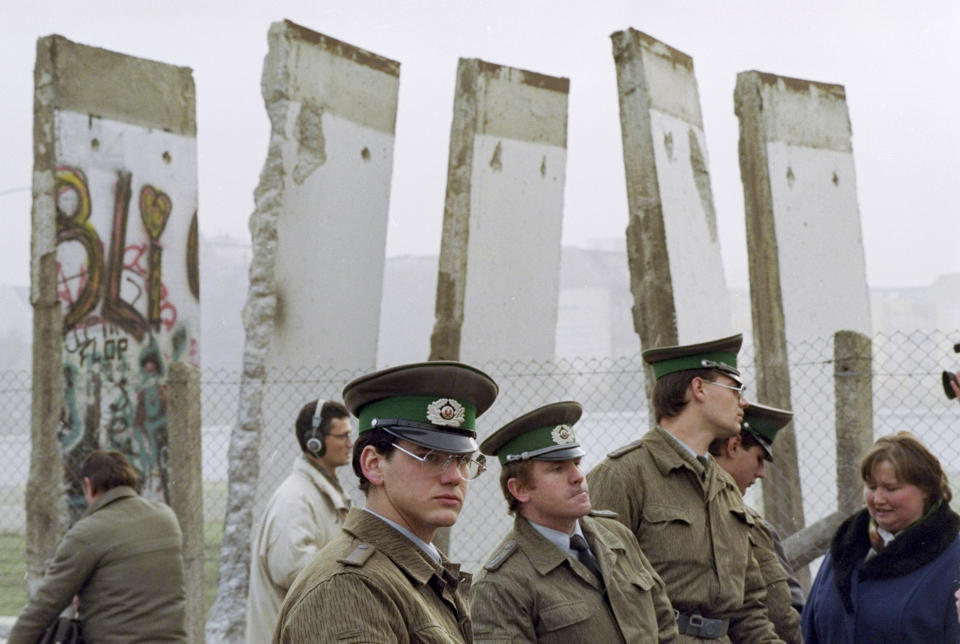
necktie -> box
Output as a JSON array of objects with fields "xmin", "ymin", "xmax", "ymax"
[{"xmin": 569, "ymin": 534, "xmax": 603, "ymax": 584}]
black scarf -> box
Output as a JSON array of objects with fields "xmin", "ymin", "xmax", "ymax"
[{"xmin": 830, "ymin": 501, "xmax": 960, "ymax": 613}]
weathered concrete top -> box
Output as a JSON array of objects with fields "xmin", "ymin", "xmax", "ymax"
[
  {"xmin": 465, "ymin": 58, "xmax": 569, "ymax": 147},
  {"xmin": 610, "ymin": 29, "xmax": 702, "ymax": 126},
  {"xmin": 37, "ymin": 34, "xmax": 196, "ymax": 136},
  {"xmin": 736, "ymin": 70, "xmax": 851, "ymax": 151},
  {"xmin": 271, "ymin": 20, "xmax": 400, "ymax": 134}
]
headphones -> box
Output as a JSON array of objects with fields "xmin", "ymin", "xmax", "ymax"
[{"xmin": 305, "ymin": 398, "xmax": 326, "ymax": 456}]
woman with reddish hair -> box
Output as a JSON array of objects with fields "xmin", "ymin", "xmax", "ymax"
[{"xmin": 803, "ymin": 432, "xmax": 960, "ymax": 643}]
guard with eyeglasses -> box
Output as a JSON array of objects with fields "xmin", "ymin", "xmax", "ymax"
[
  {"xmin": 587, "ymin": 334, "xmax": 784, "ymax": 643},
  {"xmin": 470, "ymin": 401, "xmax": 679, "ymax": 643},
  {"xmin": 272, "ymin": 361, "xmax": 498, "ymax": 644}
]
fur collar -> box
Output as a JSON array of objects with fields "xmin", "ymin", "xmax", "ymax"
[{"xmin": 830, "ymin": 502, "xmax": 960, "ymax": 613}]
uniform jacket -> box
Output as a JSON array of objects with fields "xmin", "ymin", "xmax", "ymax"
[
  {"xmin": 586, "ymin": 426, "xmax": 781, "ymax": 644},
  {"xmin": 273, "ymin": 508, "xmax": 473, "ymax": 643},
  {"xmin": 746, "ymin": 507, "xmax": 803, "ymax": 644},
  {"xmin": 247, "ymin": 455, "xmax": 349, "ymax": 644},
  {"xmin": 803, "ymin": 504, "xmax": 960, "ymax": 644},
  {"xmin": 9, "ymin": 486, "xmax": 187, "ymax": 644},
  {"xmin": 470, "ymin": 512, "xmax": 678, "ymax": 643}
]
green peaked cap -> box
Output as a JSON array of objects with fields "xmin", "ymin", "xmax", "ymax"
[
  {"xmin": 480, "ymin": 401, "xmax": 584, "ymax": 465},
  {"xmin": 642, "ymin": 333, "xmax": 743, "ymax": 382},
  {"xmin": 343, "ymin": 361, "xmax": 498, "ymax": 455},
  {"xmin": 741, "ymin": 402, "xmax": 792, "ymax": 460}
]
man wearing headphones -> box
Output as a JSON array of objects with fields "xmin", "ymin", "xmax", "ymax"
[{"xmin": 246, "ymin": 399, "xmax": 353, "ymax": 644}]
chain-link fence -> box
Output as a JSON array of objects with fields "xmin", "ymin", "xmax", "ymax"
[{"xmin": 1, "ymin": 330, "xmax": 958, "ymax": 618}]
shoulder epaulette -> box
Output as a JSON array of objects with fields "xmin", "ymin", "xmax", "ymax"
[
  {"xmin": 588, "ymin": 509, "xmax": 619, "ymax": 520},
  {"xmin": 483, "ymin": 540, "xmax": 518, "ymax": 571},
  {"xmin": 338, "ymin": 542, "xmax": 375, "ymax": 567},
  {"xmin": 607, "ymin": 439, "xmax": 644, "ymax": 459}
]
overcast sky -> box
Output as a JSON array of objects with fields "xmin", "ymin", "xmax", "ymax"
[{"xmin": 1, "ymin": 0, "xmax": 957, "ymax": 289}]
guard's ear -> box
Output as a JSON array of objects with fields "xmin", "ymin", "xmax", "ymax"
[
  {"xmin": 506, "ymin": 477, "xmax": 531, "ymax": 504},
  {"xmin": 726, "ymin": 434, "xmax": 743, "ymax": 456},
  {"xmin": 360, "ymin": 445, "xmax": 385, "ymax": 487},
  {"xmin": 689, "ymin": 376, "xmax": 708, "ymax": 403}
]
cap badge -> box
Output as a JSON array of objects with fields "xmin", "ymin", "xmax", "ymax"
[
  {"xmin": 426, "ymin": 398, "xmax": 466, "ymax": 427},
  {"xmin": 551, "ymin": 424, "xmax": 575, "ymax": 445}
]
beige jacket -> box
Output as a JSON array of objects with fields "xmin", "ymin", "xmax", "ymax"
[
  {"xmin": 273, "ymin": 508, "xmax": 473, "ymax": 643},
  {"xmin": 586, "ymin": 426, "xmax": 782, "ymax": 644},
  {"xmin": 471, "ymin": 513, "xmax": 678, "ymax": 643},
  {"xmin": 746, "ymin": 507, "xmax": 803, "ymax": 644},
  {"xmin": 246, "ymin": 455, "xmax": 349, "ymax": 644}
]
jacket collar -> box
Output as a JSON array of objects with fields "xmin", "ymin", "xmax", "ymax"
[
  {"xmin": 582, "ymin": 514, "xmax": 626, "ymax": 569},
  {"xmin": 514, "ymin": 515, "xmax": 613, "ymax": 588},
  {"xmin": 295, "ymin": 455, "xmax": 349, "ymax": 512},
  {"xmin": 85, "ymin": 485, "xmax": 137, "ymax": 516},
  {"xmin": 831, "ymin": 503, "xmax": 960, "ymax": 613},
  {"xmin": 646, "ymin": 426, "xmax": 722, "ymax": 499},
  {"xmin": 342, "ymin": 507, "xmax": 445, "ymax": 587}
]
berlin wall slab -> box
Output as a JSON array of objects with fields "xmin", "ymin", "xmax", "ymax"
[
  {"xmin": 31, "ymin": 34, "xmax": 201, "ymax": 616},
  {"xmin": 735, "ymin": 70, "xmax": 871, "ymax": 537},
  {"xmin": 611, "ymin": 29, "xmax": 732, "ymax": 355},
  {"xmin": 431, "ymin": 58, "xmax": 569, "ymax": 363},
  {"xmin": 32, "ymin": 33, "xmax": 199, "ymax": 519},
  {"xmin": 209, "ymin": 21, "xmax": 400, "ymax": 640}
]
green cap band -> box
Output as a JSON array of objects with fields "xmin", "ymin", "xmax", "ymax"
[
  {"xmin": 496, "ymin": 424, "xmax": 578, "ymax": 465},
  {"xmin": 651, "ymin": 350, "xmax": 737, "ymax": 380},
  {"xmin": 358, "ymin": 395, "xmax": 477, "ymax": 434}
]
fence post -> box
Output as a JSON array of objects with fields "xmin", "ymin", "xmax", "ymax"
[
  {"xmin": 167, "ymin": 362, "xmax": 205, "ymax": 644},
  {"xmin": 834, "ymin": 330, "xmax": 873, "ymax": 517}
]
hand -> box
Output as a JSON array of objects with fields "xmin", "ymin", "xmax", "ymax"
[
  {"xmin": 952, "ymin": 372, "xmax": 960, "ymax": 404},
  {"xmin": 955, "ymin": 587, "xmax": 960, "ymax": 623}
]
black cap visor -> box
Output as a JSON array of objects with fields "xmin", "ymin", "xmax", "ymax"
[
  {"xmin": 382, "ymin": 425, "xmax": 478, "ymax": 454},
  {"xmin": 742, "ymin": 427, "xmax": 773, "ymax": 460}
]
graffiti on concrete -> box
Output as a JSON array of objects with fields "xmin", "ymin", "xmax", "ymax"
[{"xmin": 54, "ymin": 128, "xmax": 199, "ymax": 520}]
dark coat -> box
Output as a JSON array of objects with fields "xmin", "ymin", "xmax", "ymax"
[
  {"xmin": 9, "ymin": 486, "xmax": 187, "ymax": 643},
  {"xmin": 802, "ymin": 503, "xmax": 960, "ymax": 644}
]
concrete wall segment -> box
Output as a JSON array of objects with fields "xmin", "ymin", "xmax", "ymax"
[
  {"xmin": 212, "ymin": 21, "xmax": 399, "ymax": 638},
  {"xmin": 286, "ymin": 35, "xmax": 400, "ymax": 135},
  {"xmin": 766, "ymin": 143, "xmax": 871, "ymax": 338},
  {"xmin": 610, "ymin": 30, "xmax": 677, "ymax": 355},
  {"xmin": 431, "ymin": 57, "xmax": 568, "ymax": 363},
  {"xmin": 649, "ymin": 110, "xmax": 731, "ymax": 342},
  {"xmin": 30, "ymin": 33, "xmax": 202, "ymax": 605},
  {"xmin": 282, "ymin": 19, "xmax": 400, "ymax": 78},
  {"xmin": 43, "ymin": 34, "xmax": 195, "ymax": 136},
  {"xmin": 612, "ymin": 29, "xmax": 702, "ymax": 126},
  {"xmin": 746, "ymin": 70, "xmax": 851, "ymax": 151},
  {"xmin": 459, "ymin": 135, "xmax": 566, "ymax": 363},
  {"xmin": 431, "ymin": 58, "xmax": 480, "ymax": 361},
  {"xmin": 474, "ymin": 62, "xmax": 569, "ymax": 147}
]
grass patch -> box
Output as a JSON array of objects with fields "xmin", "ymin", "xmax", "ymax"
[
  {"xmin": 0, "ymin": 532, "xmax": 26, "ymax": 614},
  {"xmin": 204, "ymin": 520, "xmax": 224, "ymax": 610}
]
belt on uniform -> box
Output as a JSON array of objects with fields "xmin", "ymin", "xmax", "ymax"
[{"xmin": 674, "ymin": 611, "xmax": 729, "ymax": 639}]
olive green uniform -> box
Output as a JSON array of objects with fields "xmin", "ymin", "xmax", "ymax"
[
  {"xmin": 470, "ymin": 512, "xmax": 678, "ymax": 643},
  {"xmin": 273, "ymin": 508, "xmax": 472, "ymax": 643},
  {"xmin": 746, "ymin": 507, "xmax": 803, "ymax": 644},
  {"xmin": 587, "ymin": 426, "xmax": 782, "ymax": 643}
]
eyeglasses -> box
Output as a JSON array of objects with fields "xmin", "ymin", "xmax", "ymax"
[
  {"xmin": 391, "ymin": 443, "xmax": 487, "ymax": 480},
  {"xmin": 705, "ymin": 380, "xmax": 748, "ymax": 400},
  {"xmin": 326, "ymin": 431, "xmax": 353, "ymax": 442}
]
